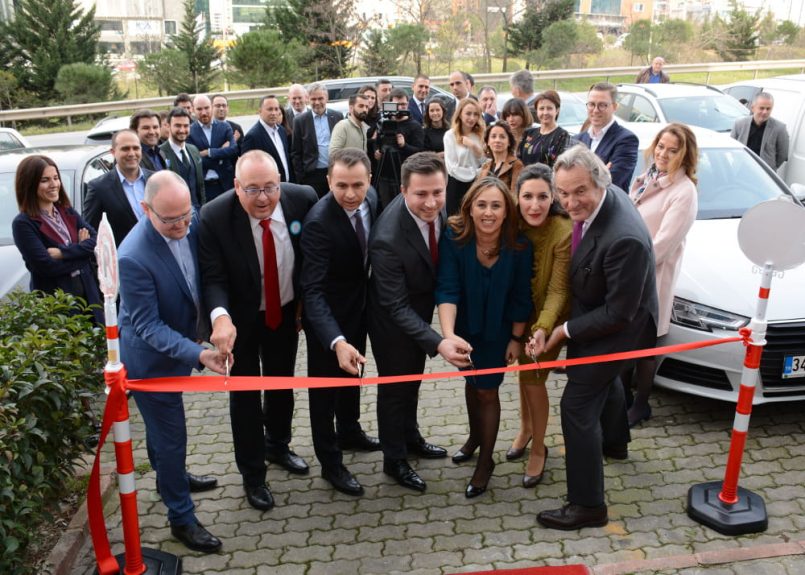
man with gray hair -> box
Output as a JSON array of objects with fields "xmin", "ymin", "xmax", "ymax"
[
  {"xmin": 119, "ymin": 170, "xmax": 227, "ymax": 552},
  {"xmin": 510, "ymin": 69, "xmax": 536, "ymax": 106},
  {"xmin": 635, "ymin": 56, "xmax": 670, "ymax": 84},
  {"xmin": 730, "ymin": 92, "xmax": 790, "ymax": 171},
  {"xmin": 530, "ymin": 144, "xmax": 657, "ymax": 530},
  {"xmin": 286, "ymin": 83, "xmax": 308, "ymax": 123}
]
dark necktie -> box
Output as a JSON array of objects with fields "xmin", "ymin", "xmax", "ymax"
[
  {"xmin": 571, "ymin": 221, "xmax": 583, "ymax": 254},
  {"xmin": 150, "ymin": 148, "xmax": 163, "ymax": 170},
  {"xmin": 259, "ymin": 220, "xmax": 282, "ymax": 329},
  {"xmin": 428, "ymin": 221, "xmax": 439, "ymax": 267},
  {"xmin": 179, "ymin": 148, "xmax": 188, "ymax": 165},
  {"xmin": 420, "ymin": 102, "xmax": 426, "ymax": 117},
  {"xmin": 353, "ymin": 212, "xmax": 366, "ymax": 262}
]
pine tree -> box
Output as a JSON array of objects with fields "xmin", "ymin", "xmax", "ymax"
[
  {"xmin": 171, "ymin": 0, "xmax": 220, "ymax": 93},
  {"xmin": 0, "ymin": 0, "xmax": 100, "ymax": 102}
]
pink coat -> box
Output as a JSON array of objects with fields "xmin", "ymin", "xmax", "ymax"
[{"xmin": 630, "ymin": 172, "xmax": 698, "ymax": 336}]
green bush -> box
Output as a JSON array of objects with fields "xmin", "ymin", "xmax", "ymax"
[{"xmin": 0, "ymin": 290, "xmax": 105, "ymax": 574}]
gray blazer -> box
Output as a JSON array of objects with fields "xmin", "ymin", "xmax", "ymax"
[{"xmin": 730, "ymin": 115, "xmax": 790, "ymax": 171}]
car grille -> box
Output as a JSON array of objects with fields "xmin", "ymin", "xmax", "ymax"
[
  {"xmin": 657, "ymin": 358, "xmax": 732, "ymax": 391},
  {"xmin": 760, "ymin": 321, "xmax": 805, "ymax": 397}
]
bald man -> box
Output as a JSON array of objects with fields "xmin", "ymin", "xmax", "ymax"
[
  {"xmin": 188, "ymin": 94, "xmax": 237, "ymax": 200},
  {"xmin": 119, "ymin": 171, "xmax": 228, "ymax": 553}
]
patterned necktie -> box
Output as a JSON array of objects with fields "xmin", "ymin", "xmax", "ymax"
[
  {"xmin": 353, "ymin": 211, "xmax": 366, "ymax": 262},
  {"xmin": 259, "ymin": 219, "xmax": 282, "ymax": 329},
  {"xmin": 571, "ymin": 221, "xmax": 583, "ymax": 254},
  {"xmin": 428, "ymin": 221, "xmax": 439, "ymax": 267}
]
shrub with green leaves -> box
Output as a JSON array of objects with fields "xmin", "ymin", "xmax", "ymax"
[{"xmin": 0, "ymin": 290, "xmax": 105, "ymax": 574}]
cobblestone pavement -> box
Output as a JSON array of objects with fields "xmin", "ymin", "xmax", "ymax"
[{"xmin": 72, "ymin": 329, "xmax": 805, "ymax": 574}]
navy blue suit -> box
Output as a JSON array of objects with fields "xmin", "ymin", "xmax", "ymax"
[
  {"xmin": 118, "ymin": 215, "xmax": 205, "ymax": 527},
  {"xmin": 188, "ymin": 120, "xmax": 238, "ymax": 198},
  {"xmin": 241, "ymin": 122, "xmax": 294, "ymax": 183},
  {"xmin": 408, "ymin": 98, "xmax": 427, "ymax": 125},
  {"xmin": 573, "ymin": 121, "xmax": 639, "ymax": 192}
]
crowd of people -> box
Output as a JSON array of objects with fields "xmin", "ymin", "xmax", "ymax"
[{"xmin": 11, "ymin": 68, "xmax": 791, "ymax": 555}]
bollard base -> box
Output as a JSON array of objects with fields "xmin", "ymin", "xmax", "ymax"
[
  {"xmin": 687, "ymin": 481, "xmax": 767, "ymax": 535},
  {"xmin": 95, "ymin": 548, "xmax": 182, "ymax": 574}
]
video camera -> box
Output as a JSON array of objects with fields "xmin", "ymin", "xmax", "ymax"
[{"xmin": 377, "ymin": 101, "xmax": 411, "ymax": 150}]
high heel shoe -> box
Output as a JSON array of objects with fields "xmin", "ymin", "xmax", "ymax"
[
  {"xmin": 465, "ymin": 462, "xmax": 495, "ymax": 498},
  {"xmin": 505, "ymin": 436, "xmax": 532, "ymax": 461},
  {"xmin": 451, "ymin": 445, "xmax": 478, "ymax": 464},
  {"xmin": 522, "ymin": 446, "xmax": 548, "ymax": 488}
]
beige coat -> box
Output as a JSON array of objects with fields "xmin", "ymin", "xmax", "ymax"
[{"xmin": 630, "ymin": 172, "xmax": 698, "ymax": 336}]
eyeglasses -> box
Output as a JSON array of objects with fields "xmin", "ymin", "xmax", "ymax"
[
  {"xmin": 147, "ymin": 205, "xmax": 194, "ymax": 226},
  {"xmin": 586, "ymin": 102, "xmax": 611, "ymax": 111},
  {"xmin": 243, "ymin": 185, "xmax": 280, "ymax": 198}
]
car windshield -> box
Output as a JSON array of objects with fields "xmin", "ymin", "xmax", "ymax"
[
  {"xmin": 657, "ymin": 95, "xmax": 749, "ymax": 132},
  {"xmin": 557, "ymin": 97, "xmax": 587, "ymax": 128},
  {"xmin": 0, "ymin": 169, "xmax": 74, "ymax": 245},
  {"xmin": 634, "ymin": 148, "xmax": 788, "ymax": 220}
]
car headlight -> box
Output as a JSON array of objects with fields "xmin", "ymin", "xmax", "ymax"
[{"xmin": 670, "ymin": 297, "xmax": 750, "ymax": 332}]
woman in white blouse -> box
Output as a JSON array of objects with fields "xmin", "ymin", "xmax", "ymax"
[{"xmin": 444, "ymin": 98, "xmax": 486, "ymax": 214}]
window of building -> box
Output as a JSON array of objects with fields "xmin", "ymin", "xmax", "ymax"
[
  {"xmin": 633, "ymin": 3, "xmax": 644, "ymax": 12},
  {"xmin": 98, "ymin": 20, "xmax": 123, "ymax": 32},
  {"xmin": 590, "ymin": 0, "xmax": 620, "ymax": 14},
  {"xmin": 164, "ymin": 20, "xmax": 177, "ymax": 35}
]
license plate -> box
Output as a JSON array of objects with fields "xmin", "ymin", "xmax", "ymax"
[{"xmin": 782, "ymin": 355, "xmax": 805, "ymax": 379}]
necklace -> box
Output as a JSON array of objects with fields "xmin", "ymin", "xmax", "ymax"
[{"xmin": 477, "ymin": 241, "xmax": 499, "ymax": 258}]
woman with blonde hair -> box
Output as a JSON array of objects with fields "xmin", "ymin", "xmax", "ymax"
[
  {"xmin": 444, "ymin": 98, "xmax": 486, "ymax": 214},
  {"xmin": 626, "ymin": 123, "xmax": 698, "ymax": 426}
]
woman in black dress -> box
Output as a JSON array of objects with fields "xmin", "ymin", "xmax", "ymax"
[
  {"xmin": 423, "ymin": 98, "xmax": 449, "ymax": 156},
  {"xmin": 519, "ymin": 90, "xmax": 571, "ymax": 168}
]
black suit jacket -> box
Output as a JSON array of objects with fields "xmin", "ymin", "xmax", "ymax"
[
  {"xmin": 291, "ymin": 108, "xmax": 343, "ymax": 177},
  {"xmin": 566, "ymin": 186, "xmax": 658, "ymax": 384},
  {"xmin": 300, "ymin": 190, "xmax": 379, "ymax": 374},
  {"xmin": 368, "ymin": 193, "xmax": 444, "ymax": 374},
  {"xmin": 83, "ymin": 168, "xmax": 154, "ymax": 246},
  {"xmin": 160, "ymin": 141, "xmax": 206, "ymax": 205},
  {"xmin": 140, "ymin": 145, "xmax": 167, "ymax": 172},
  {"xmin": 198, "ymin": 183, "xmax": 318, "ymax": 350},
  {"xmin": 241, "ymin": 121, "xmax": 295, "ymax": 183}
]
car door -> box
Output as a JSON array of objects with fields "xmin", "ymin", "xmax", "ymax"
[{"xmin": 77, "ymin": 151, "xmax": 114, "ymax": 213}]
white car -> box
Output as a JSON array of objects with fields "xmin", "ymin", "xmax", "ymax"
[
  {"xmin": 85, "ymin": 115, "xmax": 131, "ymax": 144},
  {"xmin": 624, "ymin": 123, "xmax": 805, "ymax": 404},
  {"xmin": 0, "ymin": 127, "xmax": 30, "ymax": 150}
]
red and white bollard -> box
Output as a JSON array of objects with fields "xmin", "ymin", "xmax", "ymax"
[{"xmin": 687, "ymin": 263, "xmax": 772, "ymax": 535}]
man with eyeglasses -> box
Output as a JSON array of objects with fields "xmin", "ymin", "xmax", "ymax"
[
  {"xmin": 198, "ymin": 150, "xmax": 318, "ymax": 512},
  {"xmin": 118, "ymin": 171, "xmax": 228, "ymax": 553},
  {"xmin": 573, "ymin": 82, "xmax": 638, "ymax": 192},
  {"xmin": 84, "ymin": 129, "xmax": 153, "ymax": 246}
]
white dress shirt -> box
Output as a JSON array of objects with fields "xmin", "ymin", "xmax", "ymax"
[
  {"xmin": 259, "ymin": 117, "xmax": 290, "ymax": 179},
  {"xmin": 587, "ymin": 118, "xmax": 616, "ymax": 153}
]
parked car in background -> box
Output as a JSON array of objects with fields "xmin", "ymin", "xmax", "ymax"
[
  {"xmin": 615, "ymin": 83, "xmax": 749, "ymax": 133},
  {"xmin": 0, "ymin": 146, "xmax": 112, "ymax": 299},
  {"xmin": 85, "ymin": 115, "xmax": 131, "ymax": 144},
  {"xmin": 624, "ymin": 122, "xmax": 805, "ymax": 404},
  {"xmin": 490, "ymin": 90, "xmax": 587, "ymax": 135},
  {"xmin": 720, "ymin": 74, "xmax": 805, "ymax": 190},
  {"xmin": 324, "ymin": 76, "xmax": 453, "ymax": 116},
  {"xmin": 0, "ymin": 127, "xmax": 30, "ymax": 151}
]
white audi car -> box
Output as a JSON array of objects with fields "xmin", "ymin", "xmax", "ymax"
[{"xmin": 624, "ymin": 123, "xmax": 805, "ymax": 404}]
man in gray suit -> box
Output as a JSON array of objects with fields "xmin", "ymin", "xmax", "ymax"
[
  {"xmin": 160, "ymin": 107, "xmax": 206, "ymax": 208},
  {"xmin": 533, "ymin": 145, "xmax": 657, "ymax": 530},
  {"xmin": 730, "ymin": 92, "xmax": 789, "ymax": 171}
]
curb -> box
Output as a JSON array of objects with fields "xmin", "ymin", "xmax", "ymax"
[{"xmin": 45, "ymin": 464, "xmax": 116, "ymax": 575}]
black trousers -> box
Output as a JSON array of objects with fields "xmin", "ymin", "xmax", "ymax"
[
  {"xmin": 204, "ymin": 179, "xmax": 225, "ymax": 202},
  {"xmin": 376, "ymin": 352, "xmax": 427, "ymax": 460},
  {"xmin": 560, "ymin": 374, "xmax": 630, "ymax": 507},
  {"xmin": 301, "ymin": 168, "xmax": 329, "ymax": 199},
  {"xmin": 446, "ymin": 176, "xmax": 473, "ymax": 216},
  {"xmin": 229, "ymin": 304, "xmax": 298, "ymax": 488}
]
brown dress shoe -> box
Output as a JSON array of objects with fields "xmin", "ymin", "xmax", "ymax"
[{"xmin": 537, "ymin": 503, "xmax": 608, "ymax": 530}]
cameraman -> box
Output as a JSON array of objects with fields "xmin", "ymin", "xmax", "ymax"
[{"xmin": 373, "ymin": 89, "xmax": 424, "ymax": 209}]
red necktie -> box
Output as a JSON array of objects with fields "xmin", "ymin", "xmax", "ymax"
[
  {"xmin": 428, "ymin": 221, "xmax": 439, "ymax": 267},
  {"xmin": 259, "ymin": 219, "xmax": 282, "ymax": 329}
]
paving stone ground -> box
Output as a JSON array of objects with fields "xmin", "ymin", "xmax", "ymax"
[{"xmin": 71, "ymin": 327, "xmax": 805, "ymax": 574}]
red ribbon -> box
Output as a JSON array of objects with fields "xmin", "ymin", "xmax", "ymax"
[{"xmin": 88, "ymin": 332, "xmax": 748, "ymax": 569}]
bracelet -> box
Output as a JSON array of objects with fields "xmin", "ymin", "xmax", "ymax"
[{"xmin": 510, "ymin": 333, "xmax": 526, "ymax": 344}]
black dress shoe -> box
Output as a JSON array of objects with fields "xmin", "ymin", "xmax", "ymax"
[
  {"xmin": 170, "ymin": 521, "xmax": 222, "ymax": 553},
  {"xmin": 537, "ymin": 503, "xmax": 608, "ymax": 530},
  {"xmin": 602, "ymin": 444, "xmax": 628, "ymax": 460},
  {"xmin": 187, "ymin": 473, "xmax": 218, "ymax": 492},
  {"xmin": 407, "ymin": 439, "xmax": 448, "ymax": 459},
  {"xmin": 523, "ymin": 446, "xmax": 548, "ymax": 488},
  {"xmin": 322, "ymin": 465, "xmax": 364, "ymax": 496},
  {"xmin": 451, "ymin": 447, "xmax": 476, "ymax": 464},
  {"xmin": 244, "ymin": 484, "xmax": 275, "ymax": 511},
  {"xmin": 266, "ymin": 449, "xmax": 310, "ymax": 475},
  {"xmin": 465, "ymin": 461, "xmax": 495, "ymax": 499},
  {"xmin": 383, "ymin": 458, "xmax": 426, "ymax": 492},
  {"xmin": 337, "ymin": 430, "xmax": 382, "ymax": 452},
  {"xmin": 506, "ymin": 436, "xmax": 531, "ymax": 461}
]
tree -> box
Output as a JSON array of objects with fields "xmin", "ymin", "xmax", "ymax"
[
  {"xmin": 54, "ymin": 63, "xmax": 119, "ymax": 104},
  {"xmin": 541, "ymin": 19, "xmax": 577, "ymax": 68},
  {"xmin": 758, "ymin": 11, "xmax": 777, "ymax": 45},
  {"xmin": 227, "ymin": 29, "xmax": 301, "ymax": 89},
  {"xmin": 388, "ymin": 23, "xmax": 429, "ymax": 74},
  {"xmin": 624, "ymin": 20, "xmax": 652, "ymax": 62},
  {"xmin": 0, "ymin": 0, "xmax": 100, "ymax": 102},
  {"xmin": 508, "ymin": 0, "xmax": 574, "ymax": 68},
  {"xmin": 138, "ymin": 50, "xmax": 193, "ymax": 96},
  {"xmin": 777, "ymin": 21, "xmax": 800, "ymax": 46},
  {"xmin": 264, "ymin": 0, "xmax": 357, "ymax": 80},
  {"xmin": 361, "ymin": 29, "xmax": 396, "ymax": 76},
  {"xmin": 654, "ymin": 19, "xmax": 692, "ymax": 56},
  {"xmin": 434, "ymin": 15, "xmax": 465, "ymax": 72},
  {"xmin": 718, "ymin": 0, "xmax": 759, "ymax": 61},
  {"xmin": 171, "ymin": 0, "xmax": 220, "ymax": 92}
]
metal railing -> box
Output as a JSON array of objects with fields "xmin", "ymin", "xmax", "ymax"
[{"xmin": 1, "ymin": 59, "xmax": 803, "ymax": 125}]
